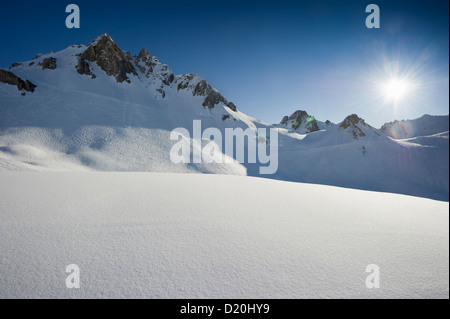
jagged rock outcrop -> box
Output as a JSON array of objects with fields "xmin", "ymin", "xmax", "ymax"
[
  {"xmin": 176, "ymin": 73, "xmax": 196, "ymax": 91},
  {"xmin": 76, "ymin": 34, "xmax": 138, "ymax": 83},
  {"xmin": 192, "ymin": 80, "xmax": 237, "ymax": 111},
  {"xmin": 339, "ymin": 114, "xmax": 370, "ymax": 139},
  {"xmin": 280, "ymin": 110, "xmax": 319, "ymax": 133},
  {"xmin": 76, "ymin": 60, "xmax": 96, "ymax": 79},
  {"xmin": 135, "ymin": 48, "xmax": 157, "ymax": 73},
  {"xmin": 340, "ymin": 114, "xmax": 365, "ymax": 129},
  {"xmin": 5, "ymin": 33, "xmax": 238, "ymax": 111},
  {"xmin": 227, "ymin": 102, "xmax": 237, "ymax": 112},
  {"xmin": 39, "ymin": 57, "xmax": 57, "ymax": 70},
  {"xmin": 156, "ymin": 88, "xmax": 166, "ymax": 98},
  {"xmin": 173, "ymin": 74, "xmax": 236, "ymax": 111},
  {"xmin": 134, "ymin": 48, "xmax": 174, "ymax": 87},
  {"xmin": 0, "ymin": 69, "xmax": 36, "ymax": 93},
  {"xmin": 10, "ymin": 62, "xmax": 22, "ymax": 68}
]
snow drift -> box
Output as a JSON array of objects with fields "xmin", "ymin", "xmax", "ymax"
[{"xmin": 0, "ymin": 173, "xmax": 448, "ymax": 298}]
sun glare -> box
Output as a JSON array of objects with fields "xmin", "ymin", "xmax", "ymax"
[
  {"xmin": 381, "ymin": 77, "xmax": 412, "ymax": 102},
  {"xmin": 366, "ymin": 57, "xmax": 424, "ymax": 111}
]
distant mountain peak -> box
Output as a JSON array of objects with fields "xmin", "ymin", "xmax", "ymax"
[
  {"xmin": 340, "ymin": 114, "xmax": 365, "ymax": 128},
  {"xmin": 2, "ymin": 33, "xmax": 241, "ymax": 116},
  {"xmin": 279, "ymin": 110, "xmax": 320, "ymax": 133},
  {"xmin": 339, "ymin": 114, "xmax": 380, "ymax": 139},
  {"xmin": 137, "ymin": 48, "xmax": 152, "ymax": 60},
  {"xmin": 90, "ymin": 33, "xmax": 114, "ymax": 46},
  {"xmin": 381, "ymin": 114, "xmax": 449, "ymax": 139}
]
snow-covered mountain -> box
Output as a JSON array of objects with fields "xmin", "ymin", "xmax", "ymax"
[
  {"xmin": 277, "ymin": 110, "xmax": 329, "ymax": 133},
  {"xmin": 0, "ymin": 34, "xmax": 448, "ymax": 201},
  {"xmin": 381, "ymin": 114, "xmax": 449, "ymax": 139},
  {"xmin": 0, "ymin": 34, "xmax": 261, "ymax": 174}
]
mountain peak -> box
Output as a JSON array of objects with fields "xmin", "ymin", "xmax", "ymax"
[
  {"xmin": 137, "ymin": 48, "xmax": 151, "ymax": 60},
  {"xmin": 2, "ymin": 34, "xmax": 238, "ymax": 113},
  {"xmin": 380, "ymin": 114, "xmax": 449, "ymax": 139},
  {"xmin": 280, "ymin": 109, "xmax": 319, "ymax": 133},
  {"xmin": 90, "ymin": 33, "xmax": 114, "ymax": 46},
  {"xmin": 338, "ymin": 114, "xmax": 379, "ymax": 139},
  {"xmin": 77, "ymin": 34, "xmax": 137, "ymax": 83},
  {"xmin": 340, "ymin": 114, "xmax": 365, "ymax": 128}
]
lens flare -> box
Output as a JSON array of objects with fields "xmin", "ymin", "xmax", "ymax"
[{"xmin": 381, "ymin": 77, "xmax": 412, "ymax": 102}]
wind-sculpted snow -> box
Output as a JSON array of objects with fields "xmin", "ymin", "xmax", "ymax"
[{"xmin": 0, "ymin": 173, "xmax": 448, "ymax": 299}]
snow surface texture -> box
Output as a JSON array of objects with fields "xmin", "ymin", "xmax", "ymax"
[
  {"xmin": 0, "ymin": 35, "xmax": 448, "ymax": 202},
  {"xmin": 381, "ymin": 114, "xmax": 449, "ymax": 139},
  {"xmin": 0, "ymin": 173, "xmax": 448, "ymax": 299}
]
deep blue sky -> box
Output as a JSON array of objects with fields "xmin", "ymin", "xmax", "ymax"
[{"xmin": 1, "ymin": 0, "xmax": 448, "ymax": 127}]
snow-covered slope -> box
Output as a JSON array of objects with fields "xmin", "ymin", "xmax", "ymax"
[
  {"xmin": 0, "ymin": 34, "xmax": 448, "ymax": 201},
  {"xmin": 270, "ymin": 114, "xmax": 449, "ymax": 201},
  {"xmin": 381, "ymin": 114, "xmax": 449, "ymax": 139},
  {"xmin": 0, "ymin": 34, "xmax": 256, "ymax": 174},
  {"xmin": 0, "ymin": 173, "xmax": 448, "ymax": 299}
]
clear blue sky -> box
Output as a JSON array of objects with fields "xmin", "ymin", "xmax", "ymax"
[{"xmin": 0, "ymin": 0, "xmax": 448, "ymax": 127}]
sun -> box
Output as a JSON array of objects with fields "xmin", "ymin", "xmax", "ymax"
[
  {"xmin": 366, "ymin": 57, "xmax": 424, "ymax": 111},
  {"xmin": 381, "ymin": 77, "xmax": 412, "ymax": 102}
]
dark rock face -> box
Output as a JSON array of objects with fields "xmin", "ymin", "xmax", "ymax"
[
  {"xmin": 192, "ymin": 80, "xmax": 237, "ymax": 111},
  {"xmin": 339, "ymin": 114, "xmax": 366, "ymax": 139},
  {"xmin": 10, "ymin": 62, "xmax": 22, "ymax": 68},
  {"xmin": 134, "ymin": 47, "xmax": 174, "ymax": 86},
  {"xmin": 289, "ymin": 110, "xmax": 308, "ymax": 129},
  {"xmin": 0, "ymin": 69, "xmax": 37, "ymax": 93},
  {"xmin": 156, "ymin": 88, "xmax": 166, "ymax": 98},
  {"xmin": 174, "ymin": 74, "xmax": 236, "ymax": 111},
  {"xmin": 76, "ymin": 34, "xmax": 138, "ymax": 83},
  {"xmin": 308, "ymin": 121, "xmax": 319, "ymax": 132},
  {"xmin": 226, "ymin": 102, "xmax": 237, "ymax": 112},
  {"xmin": 193, "ymin": 80, "xmax": 209, "ymax": 96},
  {"xmin": 203, "ymin": 90, "xmax": 225, "ymax": 109},
  {"xmin": 76, "ymin": 60, "xmax": 96, "ymax": 79},
  {"xmin": 340, "ymin": 114, "xmax": 365, "ymax": 129},
  {"xmin": 135, "ymin": 48, "xmax": 156, "ymax": 74},
  {"xmin": 176, "ymin": 74, "xmax": 195, "ymax": 91},
  {"xmin": 137, "ymin": 48, "xmax": 152, "ymax": 60},
  {"xmin": 39, "ymin": 57, "xmax": 57, "ymax": 70},
  {"xmin": 281, "ymin": 110, "xmax": 319, "ymax": 133},
  {"xmin": 167, "ymin": 73, "xmax": 175, "ymax": 84}
]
